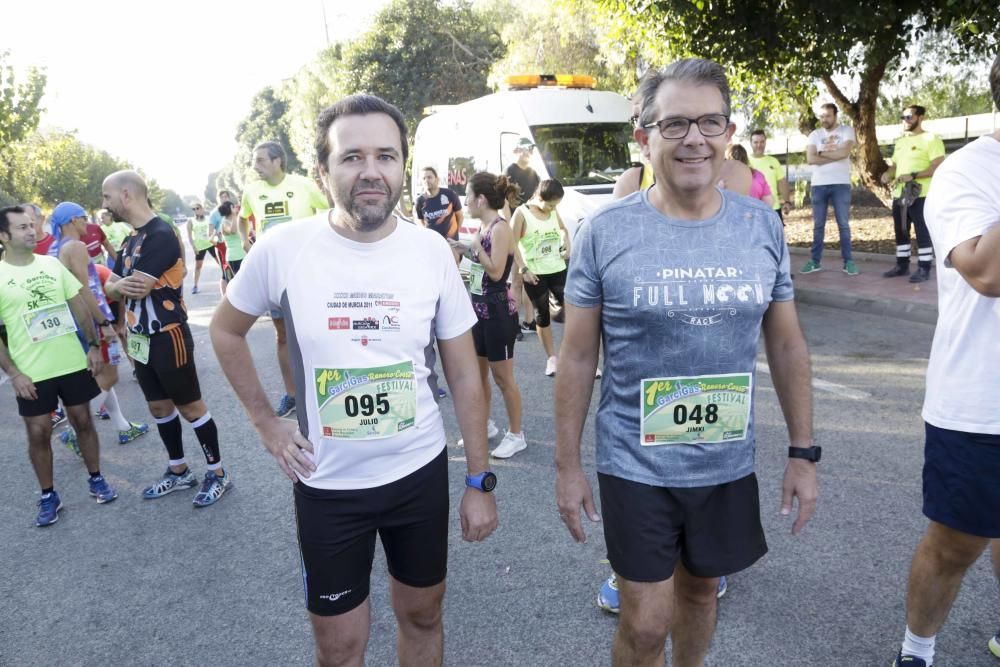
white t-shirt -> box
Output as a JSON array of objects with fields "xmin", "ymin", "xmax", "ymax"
[
  {"xmin": 807, "ymin": 124, "xmax": 855, "ymax": 186},
  {"xmin": 227, "ymin": 213, "xmax": 477, "ymax": 489},
  {"xmin": 922, "ymin": 135, "xmax": 1000, "ymax": 435}
]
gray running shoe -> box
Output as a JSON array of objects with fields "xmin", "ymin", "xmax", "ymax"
[
  {"xmin": 193, "ymin": 470, "xmax": 232, "ymax": 508},
  {"xmin": 142, "ymin": 468, "xmax": 198, "ymax": 499}
]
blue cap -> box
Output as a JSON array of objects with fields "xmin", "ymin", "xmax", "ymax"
[{"xmin": 50, "ymin": 201, "xmax": 87, "ymax": 230}]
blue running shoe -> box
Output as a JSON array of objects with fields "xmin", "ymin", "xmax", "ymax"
[
  {"xmin": 51, "ymin": 407, "xmax": 67, "ymax": 427},
  {"xmin": 118, "ymin": 422, "xmax": 150, "ymax": 445},
  {"xmin": 142, "ymin": 468, "xmax": 198, "ymax": 499},
  {"xmin": 892, "ymin": 652, "xmax": 927, "ymax": 666},
  {"xmin": 36, "ymin": 491, "xmax": 63, "ymax": 527},
  {"xmin": 95, "ymin": 405, "xmax": 110, "ymax": 420},
  {"xmin": 60, "ymin": 428, "xmax": 81, "ymax": 457},
  {"xmin": 597, "ymin": 573, "xmax": 620, "ymax": 614},
  {"xmin": 275, "ymin": 394, "xmax": 296, "ymax": 418},
  {"xmin": 717, "ymin": 575, "xmax": 728, "ymax": 599},
  {"xmin": 88, "ymin": 475, "xmax": 118, "ymax": 504},
  {"xmin": 437, "ymin": 387, "xmax": 448, "ymax": 399},
  {"xmin": 193, "ymin": 470, "xmax": 232, "ymax": 508}
]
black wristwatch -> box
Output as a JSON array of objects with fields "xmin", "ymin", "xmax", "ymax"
[
  {"xmin": 788, "ymin": 445, "xmax": 822, "ymax": 462},
  {"xmin": 910, "ymin": 172, "xmax": 918, "ymax": 180},
  {"xmin": 87, "ymin": 340, "xmax": 101, "ymax": 349}
]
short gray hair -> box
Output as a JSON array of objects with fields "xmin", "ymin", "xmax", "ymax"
[
  {"xmin": 254, "ymin": 141, "xmax": 287, "ymax": 170},
  {"xmin": 637, "ymin": 58, "xmax": 732, "ymax": 129}
]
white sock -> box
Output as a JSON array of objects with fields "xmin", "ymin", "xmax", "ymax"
[
  {"xmin": 902, "ymin": 626, "xmax": 935, "ymax": 664},
  {"xmin": 103, "ymin": 388, "xmax": 132, "ymax": 431}
]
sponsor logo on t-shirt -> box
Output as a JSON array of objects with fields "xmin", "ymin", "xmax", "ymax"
[
  {"xmin": 632, "ymin": 265, "xmax": 766, "ymax": 327},
  {"xmin": 352, "ymin": 317, "xmax": 379, "ymax": 330},
  {"xmin": 381, "ymin": 314, "xmax": 400, "ymax": 331},
  {"xmin": 328, "ymin": 317, "xmax": 349, "ymax": 330},
  {"xmin": 287, "ymin": 191, "xmax": 295, "ymax": 198}
]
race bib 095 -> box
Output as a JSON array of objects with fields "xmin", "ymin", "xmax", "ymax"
[{"xmin": 315, "ymin": 361, "xmax": 417, "ymax": 440}]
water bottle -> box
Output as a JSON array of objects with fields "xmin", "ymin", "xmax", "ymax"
[{"xmin": 107, "ymin": 338, "xmax": 123, "ymax": 366}]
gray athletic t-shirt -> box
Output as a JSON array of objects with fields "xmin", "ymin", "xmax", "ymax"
[{"xmin": 566, "ymin": 188, "xmax": 793, "ymax": 488}]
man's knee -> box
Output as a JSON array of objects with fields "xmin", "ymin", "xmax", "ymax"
[
  {"xmin": 396, "ymin": 598, "xmax": 442, "ymax": 633},
  {"xmin": 921, "ymin": 522, "xmax": 989, "ymax": 570},
  {"xmin": 315, "ymin": 636, "xmax": 366, "ymax": 667},
  {"xmin": 619, "ymin": 612, "xmax": 670, "ymax": 656}
]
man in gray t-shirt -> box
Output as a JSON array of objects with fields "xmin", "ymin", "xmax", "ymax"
[{"xmin": 555, "ymin": 58, "xmax": 818, "ymax": 666}]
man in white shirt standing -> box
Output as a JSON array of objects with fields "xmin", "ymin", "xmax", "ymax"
[
  {"xmin": 802, "ymin": 103, "xmax": 859, "ymax": 276},
  {"xmin": 891, "ymin": 54, "xmax": 1000, "ymax": 667}
]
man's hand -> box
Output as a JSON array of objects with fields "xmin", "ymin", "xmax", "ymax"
[
  {"xmin": 86, "ymin": 346, "xmax": 105, "ymax": 377},
  {"xmin": 10, "ymin": 373, "xmax": 37, "ymax": 400},
  {"xmin": 556, "ymin": 465, "xmax": 600, "ymax": 543},
  {"xmin": 255, "ymin": 416, "xmax": 316, "ymax": 482},
  {"xmin": 459, "ymin": 488, "xmax": 497, "ymax": 542},
  {"xmin": 523, "ymin": 270, "xmax": 539, "ymax": 286},
  {"xmin": 781, "ymin": 458, "xmax": 818, "ymax": 534},
  {"xmin": 781, "ymin": 201, "xmax": 792, "ymax": 217},
  {"xmin": 115, "ymin": 275, "xmax": 150, "ymax": 299},
  {"xmin": 242, "ymin": 237, "xmax": 252, "ymax": 252}
]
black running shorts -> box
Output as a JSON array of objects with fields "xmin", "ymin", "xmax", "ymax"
[
  {"xmin": 599, "ymin": 472, "xmax": 768, "ymax": 581},
  {"xmin": 134, "ymin": 324, "xmax": 202, "ymax": 406},
  {"xmin": 17, "ymin": 368, "xmax": 101, "ymax": 417},
  {"xmin": 923, "ymin": 422, "xmax": 1000, "ymax": 538},
  {"xmin": 471, "ymin": 313, "xmax": 518, "ymax": 362},
  {"xmin": 294, "ymin": 447, "xmax": 449, "ymax": 616}
]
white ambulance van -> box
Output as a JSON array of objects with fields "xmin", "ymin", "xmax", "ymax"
[{"xmin": 410, "ymin": 74, "xmax": 635, "ymax": 246}]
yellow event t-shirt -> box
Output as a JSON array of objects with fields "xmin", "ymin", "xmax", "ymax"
[
  {"xmin": 747, "ymin": 154, "xmax": 783, "ymax": 210},
  {"xmin": 0, "ymin": 255, "xmax": 87, "ymax": 383},
  {"xmin": 890, "ymin": 132, "xmax": 946, "ymax": 199},
  {"xmin": 240, "ymin": 173, "xmax": 328, "ymax": 235}
]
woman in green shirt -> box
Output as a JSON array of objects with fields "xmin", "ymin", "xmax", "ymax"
[{"xmin": 218, "ymin": 201, "xmax": 245, "ymax": 295}]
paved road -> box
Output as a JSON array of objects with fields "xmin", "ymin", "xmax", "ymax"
[{"xmin": 1, "ymin": 256, "xmax": 996, "ymax": 666}]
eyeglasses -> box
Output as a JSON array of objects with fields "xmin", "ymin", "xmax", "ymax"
[
  {"xmin": 900, "ymin": 114, "xmax": 916, "ymax": 120},
  {"xmin": 642, "ymin": 114, "xmax": 730, "ymax": 140}
]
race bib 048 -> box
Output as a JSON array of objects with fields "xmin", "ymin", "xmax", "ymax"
[
  {"xmin": 640, "ymin": 373, "xmax": 752, "ymax": 446},
  {"xmin": 315, "ymin": 361, "xmax": 417, "ymax": 440},
  {"xmin": 23, "ymin": 303, "xmax": 77, "ymax": 343}
]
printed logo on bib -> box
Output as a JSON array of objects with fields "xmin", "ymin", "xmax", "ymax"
[
  {"xmin": 23, "ymin": 303, "xmax": 77, "ymax": 343},
  {"xmin": 315, "ymin": 361, "xmax": 416, "ymax": 440},
  {"xmin": 633, "ymin": 265, "xmax": 767, "ymax": 327},
  {"xmin": 640, "ymin": 373, "xmax": 752, "ymax": 446}
]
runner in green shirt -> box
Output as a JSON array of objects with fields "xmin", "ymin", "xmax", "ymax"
[
  {"xmin": 185, "ymin": 201, "xmax": 221, "ymax": 294},
  {"xmin": 748, "ymin": 129, "xmax": 793, "ymax": 222},
  {"xmin": 0, "ymin": 205, "xmax": 118, "ymax": 527},
  {"xmin": 99, "ymin": 209, "xmax": 133, "ymax": 259}
]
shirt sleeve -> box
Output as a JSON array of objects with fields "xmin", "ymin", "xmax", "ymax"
[
  {"xmin": 928, "ymin": 135, "xmax": 946, "ymax": 162},
  {"xmin": 226, "ymin": 232, "xmax": 280, "ymax": 317},
  {"xmin": 239, "ymin": 189, "xmax": 253, "ymax": 220},
  {"xmin": 448, "ymin": 189, "xmax": 462, "ymax": 211},
  {"xmin": 564, "ymin": 218, "xmax": 603, "ymax": 307},
  {"xmin": 133, "ymin": 225, "xmax": 181, "ymax": 279},
  {"xmin": 926, "ymin": 165, "xmax": 999, "ymax": 263},
  {"xmin": 209, "ymin": 209, "xmax": 222, "ymax": 231},
  {"xmin": 770, "ymin": 218, "xmax": 794, "ymax": 302},
  {"xmin": 843, "ymin": 126, "xmax": 856, "ymax": 143},
  {"xmin": 432, "ymin": 234, "xmax": 477, "ymax": 340},
  {"xmin": 415, "ymin": 196, "xmax": 426, "ymax": 222}
]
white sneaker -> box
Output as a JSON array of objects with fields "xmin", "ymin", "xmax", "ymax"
[
  {"xmin": 491, "ymin": 431, "xmax": 527, "ymax": 459},
  {"xmin": 545, "ymin": 356, "xmax": 558, "ymax": 377},
  {"xmin": 595, "ymin": 366, "xmax": 603, "ymax": 379},
  {"xmin": 458, "ymin": 419, "xmax": 499, "ymax": 447}
]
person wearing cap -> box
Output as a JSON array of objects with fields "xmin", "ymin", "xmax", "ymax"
[
  {"xmin": 0, "ymin": 204, "xmax": 119, "ymax": 526},
  {"xmin": 505, "ymin": 138, "xmax": 541, "ymax": 337},
  {"xmin": 50, "ymin": 201, "xmax": 149, "ymax": 451}
]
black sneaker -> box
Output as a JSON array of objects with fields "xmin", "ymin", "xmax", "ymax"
[
  {"xmin": 883, "ymin": 264, "xmax": 910, "ymax": 278},
  {"xmin": 908, "ymin": 267, "xmax": 931, "ymax": 283},
  {"xmin": 892, "ymin": 651, "xmax": 927, "ymax": 666},
  {"xmin": 520, "ymin": 320, "xmax": 537, "ymax": 335}
]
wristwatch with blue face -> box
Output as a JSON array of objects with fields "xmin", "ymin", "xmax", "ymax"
[{"xmin": 465, "ymin": 471, "xmax": 497, "ymax": 492}]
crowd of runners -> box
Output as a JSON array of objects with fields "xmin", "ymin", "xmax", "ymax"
[{"xmin": 1, "ymin": 53, "xmax": 998, "ymax": 667}]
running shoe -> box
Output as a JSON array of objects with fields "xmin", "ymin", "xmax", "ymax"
[
  {"xmin": 799, "ymin": 259, "xmax": 822, "ymax": 274},
  {"xmin": 95, "ymin": 405, "xmax": 110, "ymax": 420},
  {"xmin": 545, "ymin": 356, "xmax": 558, "ymax": 377},
  {"xmin": 717, "ymin": 575, "xmax": 728, "ymax": 599},
  {"xmin": 51, "ymin": 407, "xmax": 67, "ymax": 427},
  {"xmin": 843, "ymin": 260, "xmax": 860, "ymax": 276},
  {"xmin": 191, "ymin": 285, "xmax": 199, "ymax": 294},
  {"xmin": 142, "ymin": 467, "xmax": 198, "ymax": 499},
  {"xmin": 437, "ymin": 387, "xmax": 448, "ymax": 399},
  {"xmin": 520, "ymin": 320, "xmax": 537, "ymax": 335},
  {"xmin": 36, "ymin": 491, "xmax": 63, "ymax": 527},
  {"xmin": 491, "ymin": 431, "xmax": 527, "ymax": 459},
  {"xmin": 458, "ymin": 419, "xmax": 500, "ymax": 447},
  {"xmin": 193, "ymin": 470, "xmax": 232, "ymax": 508},
  {"xmin": 60, "ymin": 428, "xmax": 81, "ymax": 457},
  {"xmin": 909, "ymin": 266, "xmax": 931, "ymax": 283},
  {"xmin": 275, "ymin": 394, "xmax": 296, "ymax": 418},
  {"xmin": 891, "ymin": 652, "xmax": 927, "ymax": 666},
  {"xmin": 989, "ymin": 629, "xmax": 1000, "ymax": 658},
  {"xmin": 597, "ymin": 574, "xmax": 619, "ymax": 614},
  {"xmin": 883, "ymin": 263, "xmax": 910, "ymax": 278},
  {"xmin": 88, "ymin": 475, "xmax": 119, "ymax": 504},
  {"xmin": 118, "ymin": 422, "xmax": 150, "ymax": 445}
]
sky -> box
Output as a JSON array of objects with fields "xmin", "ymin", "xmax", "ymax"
[{"xmin": 6, "ymin": 0, "xmax": 388, "ymax": 197}]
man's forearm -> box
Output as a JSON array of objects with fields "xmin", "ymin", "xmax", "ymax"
[
  {"xmin": 0, "ymin": 341, "xmax": 22, "ymax": 378},
  {"xmin": 555, "ymin": 353, "xmax": 598, "ymax": 470},
  {"xmin": 238, "ymin": 218, "xmax": 250, "ymax": 244},
  {"xmin": 210, "ymin": 326, "xmax": 274, "ymax": 427},
  {"xmin": 443, "ymin": 350, "xmax": 489, "ymax": 474},
  {"xmin": 69, "ymin": 294, "xmax": 99, "ymax": 344},
  {"xmin": 764, "ymin": 334, "xmax": 813, "ymax": 445}
]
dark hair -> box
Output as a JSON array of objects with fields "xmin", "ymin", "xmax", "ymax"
[
  {"xmin": 638, "ymin": 58, "xmax": 732, "ymax": 129},
  {"xmin": 536, "ymin": 179, "xmax": 565, "ymax": 202},
  {"xmin": 218, "ymin": 189, "xmax": 233, "ymax": 199},
  {"xmin": 469, "ymin": 172, "xmax": 521, "ymax": 210},
  {"xmin": 315, "ymin": 94, "xmax": 409, "ymax": 170},
  {"xmin": 906, "ymin": 104, "xmax": 927, "ymax": 117},
  {"xmin": 0, "ymin": 205, "xmax": 26, "ymax": 237},
  {"xmin": 422, "ymin": 166, "xmax": 438, "ymax": 178},
  {"xmin": 820, "ymin": 102, "xmax": 838, "ymax": 115},
  {"xmin": 750, "ymin": 129, "xmax": 766, "ymax": 138},
  {"xmin": 218, "ymin": 201, "xmax": 234, "ymax": 217},
  {"xmin": 992, "ymin": 52, "xmax": 1000, "ymax": 110},
  {"xmin": 726, "ymin": 144, "xmax": 749, "ymax": 166},
  {"xmin": 254, "ymin": 141, "xmax": 287, "ymax": 170}
]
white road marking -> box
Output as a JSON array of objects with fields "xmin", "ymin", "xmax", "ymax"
[{"xmin": 756, "ymin": 363, "xmax": 872, "ymax": 400}]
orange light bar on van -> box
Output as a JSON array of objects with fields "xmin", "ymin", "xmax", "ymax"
[{"xmin": 502, "ymin": 74, "xmax": 596, "ymax": 90}]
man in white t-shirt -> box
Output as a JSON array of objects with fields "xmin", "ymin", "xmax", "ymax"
[
  {"xmin": 891, "ymin": 55, "xmax": 1000, "ymax": 667},
  {"xmin": 802, "ymin": 103, "xmax": 858, "ymax": 276},
  {"xmin": 210, "ymin": 94, "xmax": 498, "ymax": 666}
]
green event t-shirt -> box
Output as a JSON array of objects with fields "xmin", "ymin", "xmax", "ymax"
[
  {"xmin": 0, "ymin": 255, "xmax": 87, "ymax": 382},
  {"xmin": 747, "ymin": 154, "xmax": 783, "ymax": 210},
  {"xmin": 189, "ymin": 215, "xmax": 216, "ymax": 251},
  {"xmin": 239, "ymin": 173, "xmax": 328, "ymax": 235},
  {"xmin": 889, "ymin": 132, "xmax": 946, "ymax": 199},
  {"xmin": 102, "ymin": 222, "xmax": 133, "ymax": 253}
]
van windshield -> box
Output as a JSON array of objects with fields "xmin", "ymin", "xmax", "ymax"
[{"xmin": 529, "ymin": 123, "xmax": 633, "ymax": 187}]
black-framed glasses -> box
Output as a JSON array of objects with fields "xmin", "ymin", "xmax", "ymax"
[{"xmin": 642, "ymin": 114, "xmax": 730, "ymax": 139}]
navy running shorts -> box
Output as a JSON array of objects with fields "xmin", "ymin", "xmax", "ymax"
[{"xmin": 923, "ymin": 421, "xmax": 1000, "ymax": 538}]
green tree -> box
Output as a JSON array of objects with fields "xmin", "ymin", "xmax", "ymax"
[
  {"xmin": 604, "ymin": 0, "xmax": 1000, "ymax": 201},
  {"xmin": 0, "ymin": 51, "xmax": 47, "ymax": 202},
  {"xmin": 159, "ymin": 189, "xmax": 191, "ymax": 217},
  {"xmin": 234, "ymin": 86, "xmax": 302, "ymax": 175},
  {"xmin": 282, "ymin": 43, "xmax": 350, "ymax": 171}
]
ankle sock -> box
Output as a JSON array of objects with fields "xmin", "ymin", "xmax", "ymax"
[{"xmin": 901, "ymin": 626, "xmax": 935, "ymax": 664}]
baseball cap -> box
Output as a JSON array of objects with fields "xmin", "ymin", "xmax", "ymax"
[
  {"xmin": 515, "ymin": 137, "xmax": 535, "ymax": 150},
  {"xmin": 50, "ymin": 201, "xmax": 87, "ymax": 230}
]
